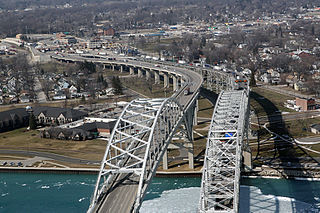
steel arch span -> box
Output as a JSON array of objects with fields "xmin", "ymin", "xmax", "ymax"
[
  {"xmin": 199, "ymin": 89, "xmax": 250, "ymax": 213},
  {"xmin": 88, "ymin": 97, "xmax": 188, "ymax": 212}
]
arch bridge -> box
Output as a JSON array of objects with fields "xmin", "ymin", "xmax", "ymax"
[{"xmin": 50, "ymin": 54, "xmax": 250, "ymax": 213}]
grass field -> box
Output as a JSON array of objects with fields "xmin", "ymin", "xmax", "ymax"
[
  {"xmin": 0, "ymin": 128, "xmax": 106, "ymax": 161},
  {"xmin": 250, "ymin": 87, "xmax": 295, "ymax": 117}
]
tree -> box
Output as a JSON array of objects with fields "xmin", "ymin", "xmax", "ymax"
[
  {"xmin": 29, "ymin": 113, "xmax": 37, "ymax": 130},
  {"xmin": 112, "ymin": 76, "xmax": 123, "ymax": 95},
  {"xmin": 79, "ymin": 61, "xmax": 96, "ymax": 74},
  {"xmin": 249, "ymin": 71, "xmax": 256, "ymax": 87}
]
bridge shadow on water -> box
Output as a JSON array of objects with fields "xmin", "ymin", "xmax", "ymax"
[{"xmin": 240, "ymin": 91, "xmax": 319, "ymax": 212}]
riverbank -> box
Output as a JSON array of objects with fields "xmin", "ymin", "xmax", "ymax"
[{"xmin": 1, "ymin": 165, "xmax": 320, "ymax": 180}]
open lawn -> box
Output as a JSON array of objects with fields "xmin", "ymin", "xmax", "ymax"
[
  {"xmin": 0, "ymin": 128, "xmax": 106, "ymax": 161},
  {"xmin": 251, "ymin": 87, "xmax": 295, "ymax": 117},
  {"xmin": 121, "ymin": 76, "xmax": 174, "ymax": 98}
]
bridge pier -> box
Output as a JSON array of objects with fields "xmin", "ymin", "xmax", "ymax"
[
  {"xmin": 163, "ymin": 72, "xmax": 169, "ymax": 88},
  {"xmin": 163, "ymin": 142, "xmax": 194, "ymax": 170},
  {"xmin": 162, "ymin": 150, "xmax": 168, "ymax": 170},
  {"xmin": 103, "ymin": 64, "xmax": 106, "ymax": 70},
  {"xmin": 154, "ymin": 71, "xmax": 160, "ymax": 84},
  {"xmin": 112, "ymin": 65, "xmax": 115, "ymax": 71},
  {"xmin": 120, "ymin": 65, "xmax": 123, "ymax": 73},
  {"xmin": 130, "ymin": 67, "xmax": 134, "ymax": 75},
  {"xmin": 193, "ymin": 99, "xmax": 198, "ymax": 125},
  {"xmin": 138, "ymin": 68, "xmax": 142, "ymax": 78},
  {"xmin": 172, "ymin": 75, "xmax": 177, "ymax": 91},
  {"xmin": 181, "ymin": 77, "xmax": 185, "ymax": 87},
  {"xmin": 146, "ymin": 69, "xmax": 151, "ymax": 80},
  {"xmin": 187, "ymin": 142, "xmax": 194, "ymax": 169}
]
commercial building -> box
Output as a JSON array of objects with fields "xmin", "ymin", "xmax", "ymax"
[{"xmin": 295, "ymin": 97, "xmax": 316, "ymax": 111}]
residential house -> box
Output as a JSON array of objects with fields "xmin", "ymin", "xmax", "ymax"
[
  {"xmin": 69, "ymin": 85, "xmax": 77, "ymax": 94},
  {"xmin": 53, "ymin": 91, "xmax": 67, "ymax": 100},
  {"xmin": 294, "ymin": 81, "xmax": 309, "ymax": 91},
  {"xmin": 0, "ymin": 108, "xmax": 30, "ymax": 132},
  {"xmin": 310, "ymin": 124, "xmax": 320, "ymax": 134},
  {"xmin": 19, "ymin": 95, "xmax": 30, "ymax": 103},
  {"xmin": 40, "ymin": 119, "xmax": 116, "ymax": 140},
  {"xmin": 33, "ymin": 107, "xmax": 88, "ymax": 125}
]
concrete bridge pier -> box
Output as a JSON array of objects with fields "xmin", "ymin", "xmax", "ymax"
[
  {"xmin": 138, "ymin": 68, "xmax": 143, "ymax": 78},
  {"xmin": 172, "ymin": 75, "xmax": 178, "ymax": 91},
  {"xmin": 154, "ymin": 71, "xmax": 160, "ymax": 84},
  {"xmin": 120, "ymin": 65, "xmax": 124, "ymax": 73},
  {"xmin": 193, "ymin": 99, "xmax": 199, "ymax": 125},
  {"xmin": 146, "ymin": 69, "xmax": 151, "ymax": 80},
  {"xmin": 130, "ymin": 67, "xmax": 134, "ymax": 75},
  {"xmin": 162, "ymin": 150, "xmax": 168, "ymax": 170},
  {"xmin": 112, "ymin": 65, "xmax": 115, "ymax": 71},
  {"xmin": 163, "ymin": 72, "xmax": 169, "ymax": 88},
  {"xmin": 181, "ymin": 77, "xmax": 185, "ymax": 87},
  {"xmin": 103, "ymin": 64, "xmax": 106, "ymax": 70}
]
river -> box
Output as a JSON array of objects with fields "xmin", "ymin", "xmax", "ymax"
[{"xmin": 0, "ymin": 173, "xmax": 319, "ymax": 212}]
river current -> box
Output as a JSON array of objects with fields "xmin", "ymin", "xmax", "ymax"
[{"xmin": 0, "ymin": 173, "xmax": 319, "ymax": 212}]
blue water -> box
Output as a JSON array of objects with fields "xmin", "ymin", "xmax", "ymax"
[{"xmin": 0, "ymin": 173, "xmax": 319, "ymax": 212}]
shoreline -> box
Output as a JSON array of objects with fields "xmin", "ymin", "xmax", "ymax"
[{"xmin": 1, "ymin": 166, "xmax": 320, "ymax": 181}]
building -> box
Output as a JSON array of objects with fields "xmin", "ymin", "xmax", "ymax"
[
  {"xmin": 310, "ymin": 124, "xmax": 320, "ymax": 134},
  {"xmin": 33, "ymin": 107, "xmax": 87, "ymax": 125},
  {"xmin": 40, "ymin": 118, "xmax": 116, "ymax": 140},
  {"xmin": 104, "ymin": 28, "xmax": 116, "ymax": 36},
  {"xmin": 0, "ymin": 108, "xmax": 30, "ymax": 132},
  {"xmin": 295, "ymin": 98, "xmax": 316, "ymax": 111}
]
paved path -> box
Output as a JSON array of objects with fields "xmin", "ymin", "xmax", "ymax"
[
  {"xmin": 34, "ymin": 76, "xmax": 47, "ymax": 103},
  {"xmin": 0, "ymin": 150, "xmax": 100, "ymax": 165}
]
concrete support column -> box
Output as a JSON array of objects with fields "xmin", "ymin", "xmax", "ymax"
[
  {"xmin": 172, "ymin": 75, "xmax": 177, "ymax": 91},
  {"xmin": 130, "ymin": 67, "xmax": 134, "ymax": 75},
  {"xmin": 154, "ymin": 71, "xmax": 160, "ymax": 84},
  {"xmin": 181, "ymin": 77, "xmax": 185, "ymax": 87},
  {"xmin": 120, "ymin": 65, "xmax": 123, "ymax": 73},
  {"xmin": 187, "ymin": 143, "xmax": 194, "ymax": 169},
  {"xmin": 103, "ymin": 64, "xmax": 106, "ymax": 70},
  {"xmin": 138, "ymin": 68, "xmax": 142, "ymax": 78},
  {"xmin": 146, "ymin": 69, "xmax": 151, "ymax": 80},
  {"xmin": 193, "ymin": 99, "xmax": 198, "ymax": 126},
  {"xmin": 112, "ymin": 65, "xmax": 115, "ymax": 71},
  {"xmin": 163, "ymin": 72, "xmax": 169, "ymax": 88},
  {"xmin": 163, "ymin": 149, "xmax": 168, "ymax": 170}
]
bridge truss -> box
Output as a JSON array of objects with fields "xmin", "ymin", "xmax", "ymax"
[
  {"xmin": 88, "ymin": 97, "xmax": 193, "ymax": 212},
  {"xmin": 199, "ymin": 89, "xmax": 250, "ymax": 213}
]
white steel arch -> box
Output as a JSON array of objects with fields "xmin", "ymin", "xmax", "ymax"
[
  {"xmin": 199, "ymin": 89, "xmax": 250, "ymax": 213},
  {"xmin": 88, "ymin": 97, "xmax": 188, "ymax": 212}
]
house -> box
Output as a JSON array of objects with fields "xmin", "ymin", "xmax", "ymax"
[
  {"xmin": 69, "ymin": 85, "xmax": 77, "ymax": 94},
  {"xmin": 19, "ymin": 95, "xmax": 30, "ymax": 103},
  {"xmin": 105, "ymin": 88, "xmax": 115, "ymax": 96},
  {"xmin": 0, "ymin": 108, "xmax": 30, "ymax": 132},
  {"xmin": 286, "ymin": 74, "xmax": 297, "ymax": 86},
  {"xmin": 53, "ymin": 91, "xmax": 67, "ymax": 100},
  {"xmin": 310, "ymin": 124, "xmax": 320, "ymax": 134},
  {"xmin": 294, "ymin": 81, "xmax": 309, "ymax": 91},
  {"xmin": 33, "ymin": 107, "xmax": 88, "ymax": 125}
]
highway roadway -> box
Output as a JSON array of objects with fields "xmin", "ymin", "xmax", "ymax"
[{"xmin": 0, "ymin": 149, "xmax": 100, "ymax": 165}]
